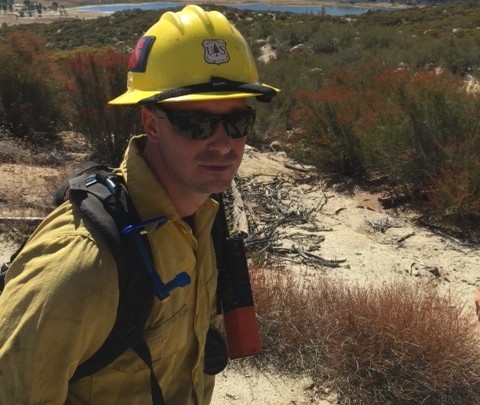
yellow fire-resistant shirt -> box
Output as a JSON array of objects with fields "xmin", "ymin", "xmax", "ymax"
[{"xmin": 0, "ymin": 135, "xmax": 222, "ymax": 404}]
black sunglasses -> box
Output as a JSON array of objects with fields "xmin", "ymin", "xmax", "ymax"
[{"xmin": 152, "ymin": 106, "xmax": 256, "ymax": 140}]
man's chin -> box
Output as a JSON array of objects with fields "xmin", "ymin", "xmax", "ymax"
[{"xmin": 198, "ymin": 179, "xmax": 235, "ymax": 195}]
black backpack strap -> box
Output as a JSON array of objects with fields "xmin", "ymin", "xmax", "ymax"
[
  {"xmin": 54, "ymin": 161, "xmax": 111, "ymax": 206},
  {"xmin": 116, "ymin": 326, "xmax": 164, "ymax": 404},
  {"xmin": 66, "ymin": 170, "xmax": 164, "ymax": 405}
]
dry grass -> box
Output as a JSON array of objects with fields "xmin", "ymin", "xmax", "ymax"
[
  {"xmin": 0, "ymin": 132, "xmax": 88, "ymax": 243},
  {"xmin": 250, "ymin": 265, "xmax": 480, "ymax": 404}
]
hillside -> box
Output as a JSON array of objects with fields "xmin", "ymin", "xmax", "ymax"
[
  {"xmin": 1, "ymin": 1, "xmax": 479, "ymax": 55},
  {"xmin": 2, "ymin": 0, "xmax": 480, "ymax": 238}
]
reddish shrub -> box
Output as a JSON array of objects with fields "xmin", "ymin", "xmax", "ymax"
[
  {"xmin": 0, "ymin": 31, "xmax": 66, "ymax": 144},
  {"xmin": 64, "ymin": 47, "xmax": 142, "ymax": 165}
]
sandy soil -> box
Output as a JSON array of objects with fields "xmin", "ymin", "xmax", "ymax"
[{"xmin": 1, "ymin": 144, "xmax": 478, "ymax": 404}]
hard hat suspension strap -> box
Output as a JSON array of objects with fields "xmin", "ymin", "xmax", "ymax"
[{"xmin": 139, "ymin": 77, "xmax": 278, "ymax": 104}]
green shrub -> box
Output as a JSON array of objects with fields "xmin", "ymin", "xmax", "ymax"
[
  {"xmin": 276, "ymin": 21, "xmax": 316, "ymax": 48},
  {"xmin": 365, "ymin": 68, "xmax": 480, "ymax": 188},
  {"xmin": 289, "ymin": 61, "xmax": 480, "ymax": 225},
  {"xmin": 309, "ymin": 23, "xmax": 357, "ymax": 54},
  {"xmin": 251, "ymin": 54, "xmax": 326, "ymax": 147}
]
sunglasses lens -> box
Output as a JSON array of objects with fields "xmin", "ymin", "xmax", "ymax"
[
  {"xmin": 163, "ymin": 109, "xmax": 255, "ymax": 140},
  {"xmin": 171, "ymin": 118, "xmax": 212, "ymax": 140},
  {"xmin": 224, "ymin": 110, "xmax": 255, "ymax": 139}
]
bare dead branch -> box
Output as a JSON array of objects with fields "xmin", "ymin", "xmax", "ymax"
[
  {"xmin": 396, "ymin": 232, "xmax": 415, "ymax": 244},
  {"xmin": 293, "ymin": 246, "xmax": 346, "ymax": 268},
  {"xmin": 0, "ymin": 216, "xmax": 44, "ymax": 223}
]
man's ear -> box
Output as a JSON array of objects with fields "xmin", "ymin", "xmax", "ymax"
[{"xmin": 142, "ymin": 107, "xmax": 161, "ymax": 142}]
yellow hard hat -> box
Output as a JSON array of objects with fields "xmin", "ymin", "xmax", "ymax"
[{"xmin": 109, "ymin": 5, "xmax": 279, "ymax": 105}]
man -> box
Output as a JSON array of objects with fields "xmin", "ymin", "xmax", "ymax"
[{"xmin": 0, "ymin": 5, "xmax": 278, "ymax": 404}]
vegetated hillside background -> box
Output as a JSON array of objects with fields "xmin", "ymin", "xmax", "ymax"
[
  {"xmin": 2, "ymin": 4, "xmax": 480, "ymax": 404},
  {"xmin": 1, "ymin": 1, "xmax": 480, "ymax": 239}
]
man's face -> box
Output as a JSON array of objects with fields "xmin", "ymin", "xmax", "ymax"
[{"xmin": 143, "ymin": 98, "xmax": 249, "ymax": 206}]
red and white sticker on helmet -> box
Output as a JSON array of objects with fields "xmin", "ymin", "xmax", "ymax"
[
  {"xmin": 202, "ymin": 40, "xmax": 230, "ymax": 65},
  {"xmin": 128, "ymin": 36, "xmax": 155, "ymax": 73}
]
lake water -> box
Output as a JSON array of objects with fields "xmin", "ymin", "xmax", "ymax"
[{"xmin": 75, "ymin": 2, "xmax": 379, "ymax": 16}]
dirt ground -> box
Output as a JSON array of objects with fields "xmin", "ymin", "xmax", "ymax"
[{"xmin": 1, "ymin": 142, "xmax": 479, "ymax": 404}]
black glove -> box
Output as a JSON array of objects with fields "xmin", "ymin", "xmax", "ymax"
[{"xmin": 204, "ymin": 328, "xmax": 229, "ymax": 375}]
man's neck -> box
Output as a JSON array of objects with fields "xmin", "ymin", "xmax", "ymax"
[{"xmin": 167, "ymin": 188, "xmax": 208, "ymax": 217}]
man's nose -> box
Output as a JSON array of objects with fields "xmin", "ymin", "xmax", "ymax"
[{"xmin": 207, "ymin": 121, "xmax": 232, "ymax": 153}]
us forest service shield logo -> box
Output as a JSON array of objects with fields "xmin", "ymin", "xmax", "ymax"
[{"xmin": 202, "ymin": 40, "xmax": 230, "ymax": 65}]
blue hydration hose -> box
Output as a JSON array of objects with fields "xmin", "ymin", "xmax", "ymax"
[
  {"xmin": 122, "ymin": 221, "xmax": 191, "ymax": 300},
  {"xmin": 101, "ymin": 176, "xmax": 191, "ymax": 300}
]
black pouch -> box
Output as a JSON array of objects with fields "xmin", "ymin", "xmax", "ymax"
[{"xmin": 204, "ymin": 328, "xmax": 229, "ymax": 375}]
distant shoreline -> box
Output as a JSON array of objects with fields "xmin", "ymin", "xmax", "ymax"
[
  {"xmin": 68, "ymin": 0, "xmax": 411, "ymax": 20},
  {"xmin": 69, "ymin": 0, "xmax": 410, "ymax": 11},
  {"xmin": 61, "ymin": 0, "xmax": 411, "ymax": 9},
  {"xmin": 0, "ymin": 1, "xmax": 410, "ymax": 26}
]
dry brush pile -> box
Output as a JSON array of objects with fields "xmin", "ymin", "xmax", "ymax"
[{"xmin": 252, "ymin": 268, "xmax": 480, "ymax": 405}]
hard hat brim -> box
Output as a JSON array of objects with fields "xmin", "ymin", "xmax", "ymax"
[{"xmin": 108, "ymin": 84, "xmax": 280, "ymax": 105}]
